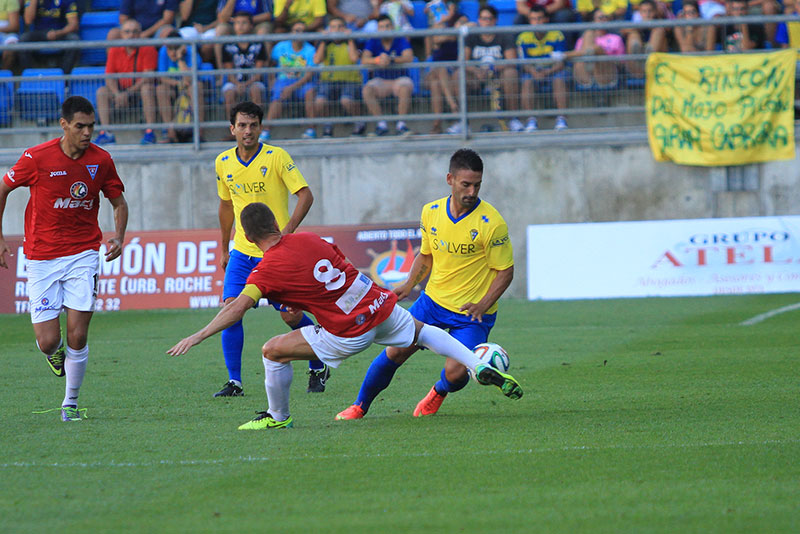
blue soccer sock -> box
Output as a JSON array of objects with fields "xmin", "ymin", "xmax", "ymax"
[
  {"xmin": 433, "ymin": 367, "xmax": 470, "ymax": 396},
  {"xmin": 354, "ymin": 350, "xmax": 401, "ymax": 413},
  {"xmin": 289, "ymin": 313, "xmax": 323, "ymax": 371},
  {"xmin": 221, "ymin": 320, "xmax": 244, "ymax": 383}
]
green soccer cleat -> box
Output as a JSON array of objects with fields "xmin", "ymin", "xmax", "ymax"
[
  {"xmin": 46, "ymin": 344, "xmax": 66, "ymax": 377},
  {"xmin": 237, "ymin": 411, "xmax": 293, "ymax": 430},
  {"xmin": 475, "ymin": 364, "xmax": 523, "ymax": 400}
]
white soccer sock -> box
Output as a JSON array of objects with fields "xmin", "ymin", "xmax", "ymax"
[
  {"xmin": 263, "ymin": 357, "xmax": 293, "ymax": 422},
  {"xmin": 416, "ymin": 324, "xmax": 483, "ymax": 370},
  {"xmin": 36, "ymin": 338, "xmax": 62, "ymax": 356},
  {"xmin": 63, "ymin": 344, "xmax": 89, "ymax": 407}
]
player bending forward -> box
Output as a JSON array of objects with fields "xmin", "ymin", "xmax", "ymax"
[{"xmin": 168, "ymin": 202, "xmax": 522, "ymax": 429}]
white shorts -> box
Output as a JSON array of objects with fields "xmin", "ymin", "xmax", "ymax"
[
  {"xmin": 26, "ymin": 249, "xmax": 99, "ymax": 323},
  {"xmin": 300, "ymin": 305, "xmax": 416, "ymax": 368}
]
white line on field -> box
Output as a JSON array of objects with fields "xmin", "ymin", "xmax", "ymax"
[
  {"xmin": 1, "ymin": 438, "xmax": 797, "ymax": 469},
  {"xmin": 740, "ymin": 302, "xmax": 800, "ymax": 326}
]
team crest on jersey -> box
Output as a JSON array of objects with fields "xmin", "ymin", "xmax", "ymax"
[
  {"xmin": 86, "ymin": 164, "xmax": 98, "ymax": 180},
  {"xmin": 260, "ymin": 166, "xmax": 267, "ymax": 176},
  {"xmin": 70, "ymin": 181, "xmax": 89, "ymax": 199},
  {"xmin": 470, "ymin": 229, "xmax": 478, "ymax": 241}
]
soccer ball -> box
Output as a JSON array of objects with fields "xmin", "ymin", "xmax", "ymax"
[{"xmin": 469, "ymin": 342, "xmax": 510, "ymax": 381}]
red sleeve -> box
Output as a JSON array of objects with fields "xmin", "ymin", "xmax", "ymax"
[
  {"xmin": 329, "ymin": 242, "xmax": 347, "ymax": 261},
  {"xmin": 140, "ymin": 47, "xmax": 158, "ymax": 71},
  {"xmin": 100, "ymin": 156, "xmax": 125, "ymax": 199},
  {"xmin": 3, "ymin": 151, "xmax": 38, "ymax": 189},
  {"xmin": 106, "ymin": 48, "xmax": 121, "ymax": 74}
]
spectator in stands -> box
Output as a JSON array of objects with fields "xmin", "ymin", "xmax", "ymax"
[
  {"xmin": 313, "ymin": 16, "xmax": 366, "ymax": 137},
  {"xmin": 379, "ymin": 0, "xmax": 414, "ymax": 31},
  {"xmin": 424, "ymin": 0, "xmax": 456, "ymax": 58},
  {"xmin": 109, "ymin": 0, "xmax": 179, "ymax": 40},
  {"xmin": 18, "ymin": 0, "xmax": 80, "ymax": 74},
  {"xmin": 156, "ymin": 30, "xmax": 205, "ymax": 143},
  {"xmin": 567, "ymin": 9, "xmax": 624, "ymax": 95},
  {"xmin": 221, "ymin": 12, "xmax": 268, "ymax": 124},
  {"xmin": 273, "ymin": 0, "xmax": 327, "ymax": 32},
  {"xmin": 673, "ymin": 0, "xmax": 716, "ymax": 52},
  {"xmin": 624, "ymin": 0, "xmax": 667, "ymax": 76},
  {"xmin": 262, "ymin": 20, "xmax": 318, "ymax": 140},
  {"xmin": 427, "ymin": 13, "xmax": 468, "ymax": 134},
  {"xmin": 177, "ymin": 0, "xmax": 221, "ymax": 64},
  {"xmin": 774, "ymin": 0, "xmax": 800, "ymax": 51},
  {"xmin": 362, "ymin": 14, "xmax": 414, "ymax": 136},
  {"xmin": 515, "ymin": 0, "xmax": 577, "ymax": 25},
  {"xmin": 327, "ymin": 0, "xmax": 379, "ymax": 31},
  {"xmin": 575, "ymin": 0, "xmax": 627, "ymax": 21},
  {"xmin": 714, "ymin": 0, "xmax": 766, "ymax": 51},
  {"xmin": 95, "ymin": 20, "xmax": 159, "ymax": 145},
  {"xmin": 216, "ymin": 0, "xmax": 272, "ymax": 82},
  {"xmin": 748, "ymin": 0, "xmax": 780, "ymax": 45},
  {"xmin": 517, "ymin": 5, "xmax": 568, "ymax": 131},
  {"xmin": 456, "ymin": 6, "xmax": 521, "ymax": 133},
  {"xmin": 0, "ymin": 0, "xmax": 20, "ymax": 70}
]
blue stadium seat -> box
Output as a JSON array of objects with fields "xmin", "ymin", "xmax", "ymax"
[
  {"xmin": 79, "ymin": 11, "xmax": 120, "ymax": 66},
  {"xmin": 410, "ymin": 1, "xmax": 428, "ymax": 29},
  {"xmin": 0, "ymin": 70, "xmax": 13, "ymax": 126},
  {"xmin": 92, "ymin": 0, "xmax": 121, "ymax": 10},
  {"xmin": 459, "ymin": 0, "xmax": 481, "ymax": 22},
  {"xmin": 69, "ymin": 66, "xmax": 106, "ymax": 110},
  {"xmin": 488, "ymin": 0, "xmax": 518, "ymax": 26},
  {"xmin": 16, "ymin": 68, "xmax": 65, "ymax": 123}
]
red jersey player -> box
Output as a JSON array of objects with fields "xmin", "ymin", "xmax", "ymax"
[
  {"xmin": 168, "ymin": 202, "xmax": 522, "ymax": 430},
  {"xmin": 0, "ymin": 96, "xmax": 129, "ymax": 422}
]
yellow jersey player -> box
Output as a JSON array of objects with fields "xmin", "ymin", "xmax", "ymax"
[
  {"xmin": 336, "ymin": 148, "xmax": 515, "ymax": 419},
  {"xmin": 214, "ymin": 101, "xmax": 328, "ymax": 398}
]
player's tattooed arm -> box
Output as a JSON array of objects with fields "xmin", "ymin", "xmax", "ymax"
[{"xmin": 394, "ymin": 252, "xmax": 432, "ymax": 300}]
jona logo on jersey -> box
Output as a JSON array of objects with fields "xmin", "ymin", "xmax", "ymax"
[{"xmin": 368, "ymin": 239, "xmax": 415, "ymax": 291}]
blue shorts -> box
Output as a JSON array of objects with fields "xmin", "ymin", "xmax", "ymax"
[
  {"xmin": 271, "ymin": 78, "xmax": 315, "ymax": 102},
  {"xmin": 316, "ymin": 81, "xmax": 360, "ymax": 102},
  {"xmin": 521, "ymin": 69, "xmax": 569, "ymax": 92},
  {"xmin": 408, "ymin": 291, "xmax": 496, "ymax": 350},
  {"xmin": 223, "ymin": 249, "xmax": 285, "ymax": 311}
]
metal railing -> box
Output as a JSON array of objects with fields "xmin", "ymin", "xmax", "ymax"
[{"xmin": 0, "ymin": 14, "xmax": 797, "ymax": 149}]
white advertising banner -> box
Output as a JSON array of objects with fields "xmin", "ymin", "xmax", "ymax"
[{"xmin": 527, "ymin": 216, "xmax": 800, "ymax": 300}]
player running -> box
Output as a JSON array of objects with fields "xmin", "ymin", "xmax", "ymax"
[
  {"xmin": 336, "ymin": 148, "xmax": 514, "ymax": 420},
  {"xmin": 0, "ymin": 96, "xmax": 129, "ymax": 422},
  {"xmin": 167, "ymin": 202, "xmax": 522, "ymax": 429},
  {"xmin": 215, "ymin": 101, "xmax": 330, "ymax": 398}
]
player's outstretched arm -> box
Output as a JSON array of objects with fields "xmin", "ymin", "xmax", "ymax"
[
  {"xmin": 282, "ymin": 186, "xmax": 313, "ymax": 235},
  {"xmin": 0, "ymin": 181, "xmax": 12, "ymax": 269},
  {"xmin": 167, "ymin": 294, "xmax": 255, "ymax": 356},
  {"xmin": 394, "ymin": 252, "xmax": 432, "ymax": 300},
  {"xmin": 105, "ymin": 193, "xmax": 128, "ymax": 262}
]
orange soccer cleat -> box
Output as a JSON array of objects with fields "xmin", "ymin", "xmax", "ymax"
[
  {"xmin": 335, "ymin": 404, "xmax": 365, "ymax": 420},
  {"xmin": 413, "ymin": 386, "xmax": 446, "ymax": 417}
]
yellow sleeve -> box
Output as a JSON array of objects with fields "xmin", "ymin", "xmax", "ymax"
[
  {"xmin": 273, "ymin": 0, "xmax": 286, "ymax": 16},
  {"xmin": 484, "ymin": 220, "xmax": 514, "ymax": 271},
  {"xmin": 241, "ymin": 284, "xmax": 263, "ymax": 302},
  {"xmin": 216, "ymin": 157, "xmax": 231, "ymax": 201},
  {"xmin": 277, "ymin": 148, "xmax": 309, "ymax": 195},
  {"xmin": 419, "ymin": 208, "xmax": 431, "ymax": 255},
  {"xmin": 313, "ymin": 0, "xmax": 327, "ymax": 17}
]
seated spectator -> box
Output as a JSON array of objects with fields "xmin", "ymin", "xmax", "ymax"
[
  {"xmin": 156, "ymin": 30, "xmax": 205, "ymax": 143},
  {"xmin": 0, "ymin": 0, "xmax": 20, "ymax": 70},
  {"xmin": 362, "ymin": 14, "xmax": 414, "ymax": 136},
  {"xmin": 625, "ymin": 0, "xmax": 667, "ymax": 76},
  {"xmin": 379, "ymin": 0, "xmax": 414, "ymax": 31},
  {"xmin": 696, "ymin": 0, "xmax": 726, "ymax": 19},
  {"xmin": 456, "ymin": 6, "xmax": 521, "ymax": 133},
  {"xmin": 95, "ymin": 20, "xmax": 159, "ymax": 145},
  {"xmin": 109, "ymin": 0, "xmax": 178, "ymax": 40},
  {"xmin": 515, "ymin": 0, "xmax": 577, "ymax": 25},
  {"xmin": 216, "ymin": 0, "xmax": 273, "ymax": 79},
  {"xmin": 19, "ymin": 0, "xmax": 80, "ymax": 74},
  {"xmin": 327, "ymin": 0, "xmax": 379, "ymax": 31},
  {"xmin": 263, "ymin": 20, "xmax": 318, "ymax": 140},
  {"xmin": 774, "ymin": 0, "xmax": 800, "ymax": 52},
  {"xmin": 748, "ymin": 0, "xmax": 780, "ymax": 45},
  {"xmin": 313, "ymin": 17, "xmax": 365, "ymax": 137},
  {"xmin": 427, "ymin": 13, "xmax": 468, "ymax": 134},
  {"xmin": 673, "ymin": 0, "xmax": 715, "ymax": 52},
  {"xmin": 566, "ymin": 9, "xmax": 624, "ymax": 94},
  {"xmin": 424, "ymin": 0, "xmax": 456, "ymax": 58},
  {"xmin": 576, "ymin": 0, "xmax": 627, "ymax": 21},
  {"xmin": 517, "ymin": 6, "xmax": 568, "ymax": 131},
  {"xmin": 221, "ymin": 12, "xmax": 268, "ymax": 125},
  {"xmin": 714, "ymin": 0, "xmax": 766, "ymax": 51},
  {"xmin": 177, "ymin": 0, "xmax": 221, "ymax": 64},
  {"xmin": 273, "ymin": 0, "xmax": 327, "ymax": 32}
]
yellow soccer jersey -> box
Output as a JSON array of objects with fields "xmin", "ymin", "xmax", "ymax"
[
  {"xmin": 216, "ymin": 143, "xmax": 309, "ymax": 258},
  {"xmin": 419, "ymin": 196, "xmax": 513, "ymax": 315},
  {"xmin": 320, "ymin": 42, "xmax": 361, "ymax": 83}
]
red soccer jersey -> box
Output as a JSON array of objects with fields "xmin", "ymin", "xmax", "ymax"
[
  {"xmin": 3, "ymin": 138, "xmax": 125, "ymax": 260},
  {"xmin": 245, "ymin": 232, "xmax": 397, "ymax": 337}
]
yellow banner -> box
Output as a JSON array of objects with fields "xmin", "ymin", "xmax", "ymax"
[{"xmin": 646, "ymin": 51, "xmax": 796, "ymax": 166}]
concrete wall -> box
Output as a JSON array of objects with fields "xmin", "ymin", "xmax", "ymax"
[{"xmin": 3, "ymin": 136, "xmax": 798, "ymax": 298}]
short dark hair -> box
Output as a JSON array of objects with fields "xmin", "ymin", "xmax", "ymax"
[
  {"xmin": 638, "ymin": 0, "xmax": 658, "ymax": 10},
  {"xmin": 480, "ymin": 6, "xmax": 498, "ymax": 19},
  {"xmin": 449, "ymin": 148, "xmax": 483, "ymax": 174},
  {"xmin": 62, "ymin": 96, "xmax": 95, "ymax": 122},
  {"xmin": 241, "ymin": 202, "xmax": 279, "ymax": 240},
  {"xmin": 230, "ymin": 101, "xmax": 264, "ymax": 125},
  {"xmin": 232, "ymin": 10, "xmax": 253, "ymax": 21},
  {"xmin": 376, "ymin": 14, "xmax": 394, "ymax": 26},
  {"xmin": 529, "ymin": 4, "xmax": 547, "ymax": 16}
]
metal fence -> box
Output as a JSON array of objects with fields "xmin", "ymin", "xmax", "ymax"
[{"xmin": 0, "ymin": 15, "xmax": 797, "ymax": 149}]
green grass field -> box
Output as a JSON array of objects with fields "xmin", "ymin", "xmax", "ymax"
[{"xmin": 1, "ymin": 295, "xmax": 798, "ymax": 533}]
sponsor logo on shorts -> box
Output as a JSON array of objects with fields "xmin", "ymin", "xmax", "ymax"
[
  {"xmin": 34, "ymin": 297, "xmax": 58, "ymax": 314},
  {"xmin": 50, "ymin": 170, "xmax": 67, "ymax": 177},
  {"xmin": 314, "ymin": 324, "xmax": 322, "ymax": 334}
]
